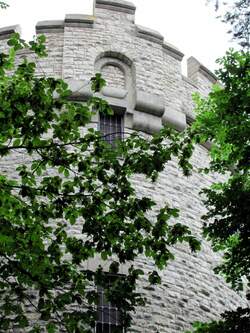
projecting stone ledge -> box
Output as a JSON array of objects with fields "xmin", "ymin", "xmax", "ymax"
[
  {"xmin": 64, "ymin": 14, "xmax": 94, "ymax": 28},
  {"xmin": 36, "ymin": 21, "xmax": 64, "ymax": 33},
  {"xmin": 163, "ymin": 42, "xmax": 184, "ymax": 61},
  {"xmin": 135, "ymin": 91, "xmax": 165, "ymax": 117},
  {"xmin": 36, "ymin": 15, "xmax": 95, "ymax": 32},
  {"xmin": 95, "ymin": 0, "xmax": 136, "ymax": 15},
  {"xmin": 0, "ymin": 25, "xmax": 21, "ymax": 40},
  {"xmin": 136, "ymin": 25, "xmax": 164, "ymax": 45},
  {"xmin": 163, "ymin": 109, "xmax": 187, "ymax": 132}
]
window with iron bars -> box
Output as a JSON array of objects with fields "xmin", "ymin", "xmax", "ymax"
[
  {"xmin": 95, "ymin": 275, "xmax": 125, "ymax": 333},
  {"xmin": 99, "ymin": 112, "xmax": 124, "ymax": 146}
]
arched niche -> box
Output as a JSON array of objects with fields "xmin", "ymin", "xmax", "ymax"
[
  {"xmin": 101, "ymin": 63, "xmax": 126, "ymax": 88},
  {"xmin": 95, "ymin": 51, "xmax": 136, "ymax": 109}
]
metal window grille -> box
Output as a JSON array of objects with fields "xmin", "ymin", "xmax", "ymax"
[
  {"xmin": 99, "ymin": 112, "xmax": 123, "ymax": 146},
  {"xmin": 95, "ymin": 284, "xmax": 124, "ymax": 333},
  {"xmin": 186, "ymin": 115, "xmax": 195, "ymax": 126}
]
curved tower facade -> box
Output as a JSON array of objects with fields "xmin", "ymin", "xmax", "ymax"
[{"xmin": 0, "ymin": 0, "xmax": 247, "ymax": 332}]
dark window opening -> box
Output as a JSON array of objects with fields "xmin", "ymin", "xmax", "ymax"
[
  {"xmin": 186, "ymin": 115, "xmax": 195, "ymax": 126},
  {"xmin": 96, "ymin": 323, "xmax": 123, "ymax": 333},
  {"xmin": 95, "ymin": 274, "xmax": 125, "ymax": 333},
  {"xmin": 99, "ymin": 113, "xmax": 124, "ymax": 146},
  {"xmin": 96, "ymin": 286, "xmax": 124, "ymax": 333}
]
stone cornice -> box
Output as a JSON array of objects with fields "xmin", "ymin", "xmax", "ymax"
[
  {"xmin": 199, "ymin": 63, "xmax": 217, "ymax": 83},
  {"xmin": 95, "ymin": 0, "xmax": 136, "ymax": 15},
  {"xmin": 163, "ymin": 42, "xmax": 184, "ymax": 61},
  {"xmin": 136, "ymin": 25, "xmax": 164, "ymax": 45},
  {"xmin": 36, "ymin": 15, "xmax": 95, "ymax": 33},
  {"xmin": 64, "ymin": 14, "xmax": 95, "ymax": 28},
  {"xmin": 36, "ymin": 20, "xmax": 64, "ymax": 33},
  {"xmin": 0, "ymin": 25, "xmax": 20, "ymax": 40}
]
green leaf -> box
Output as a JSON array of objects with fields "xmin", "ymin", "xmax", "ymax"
[{"xmin": 46, "ymin": 322, "xmax": 56, "ymax": 333}]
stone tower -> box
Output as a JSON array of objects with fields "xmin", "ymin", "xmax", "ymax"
[{"xmin": 0, "ymin": 0, "xmax": 247, "ymax": 332}]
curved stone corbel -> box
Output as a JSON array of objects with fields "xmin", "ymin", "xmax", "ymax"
[
  {"xmin": 162, "ymin": 108, "xmax": 187, "ymax": 132},
  {"xmin": 135, "ymin": 90, "xmax": 165, "ymax": 117},
  {"xmin": 133, "ymin": 111, "xmax": 162, "ymax": 134}
]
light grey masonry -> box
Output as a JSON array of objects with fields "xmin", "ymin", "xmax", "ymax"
[{"xmin": 0, "ymin": 0, "xmax": 248, "ymax": 332}]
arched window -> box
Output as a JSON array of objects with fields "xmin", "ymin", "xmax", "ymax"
[{"xmin": 95, "ymin": 52, "xmax": 135, "ymax": 146}]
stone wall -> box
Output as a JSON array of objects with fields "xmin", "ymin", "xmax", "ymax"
[{"xmin": 0, "ymin": 0, "xmax": 247, "ymax": 332}]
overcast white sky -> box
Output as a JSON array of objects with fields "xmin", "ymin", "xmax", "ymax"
[{"xmin": 0, "ymin": 0, "xmax": 234, "ymax": 73}]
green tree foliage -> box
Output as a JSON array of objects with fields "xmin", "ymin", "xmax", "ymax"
[
  {"xmin": 209, "ymin": 0, "xmax": 250, "ymax": 49},
  {"xmin": 187, "ymin": 308, "xmax": 250, "ymax": 333},
  {"xmin": 0, "ymin": 33, "xmax": 200, "ymax": 332},
  {"xmin": 187, "ymin": 2, "xmax": 250, "ymax": 331},
  {"xmin": 187, "ymin": 49, "xmax": 250, "ymax": 332},
  {"xmin": 0, "ymin": 1, "xmax": 8, "ymax": 9}
]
